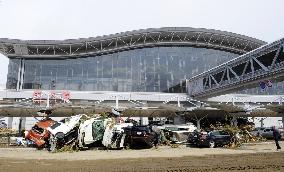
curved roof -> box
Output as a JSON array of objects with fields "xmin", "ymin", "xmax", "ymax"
[{"xmin": 0, "ymin": 27, "xmax": 266, "ymax": 59}]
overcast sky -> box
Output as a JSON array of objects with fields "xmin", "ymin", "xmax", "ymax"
[{"xmin": 0, "ymin": 0, "xmax": 283, "ymax": 86}]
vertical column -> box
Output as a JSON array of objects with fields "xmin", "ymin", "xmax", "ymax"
[
  {"xmin": 177, "ymin": 96, "xmax": 181, "ymax": 107},
  {"xmin": 140, "ymin": 117, "xmax": 149, "ymax": 126},
  {"xmin": 115, "ymin": 96, "xmax": 119, "ymax": 109},
  {"xmin": 260, "ymin": 118, "xmax": 265, "ymax": 128},
  {"xmin": 196, "ymin": 119, "xmax": 201, "ymax": 130},
  {"xmin": 19, "ymin": 59, "xmax": 25, "ymax": 90},
  {"xmin": 16, "ymin": 59, "xmax": 22, "ymax": 91},
  {"xmin": 174, "ymin": 116, "xmax": 185, "ymax": 125},
  {"xmin": 20, "ymin": 117, "xmax": 26, "ymax": 131},
  {"xmin": 7, "ymin": 117, "xmax": 13, "ymax": 128},
  {"xmin": 18, "ymin": 117, "xmax": 26, "ymax": 135},
  {"xmin": 230, "ymin": 116, "xmax": 238, "ymax": 127}
]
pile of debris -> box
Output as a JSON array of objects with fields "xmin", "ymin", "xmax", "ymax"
[
  {"xmin": 0, "ymin": 128, "xmax": 15, "ymax": 136},
  {"xmin": 25, "ymin": 114, "xmax": 135, "ymax": 152},
  {"xmin": 211, "ymin": 123, "xmax": 264, "ymax": 148},
  {"xmin": 0, "ymin": 128, "xmax": 17, "ymax": 146}
]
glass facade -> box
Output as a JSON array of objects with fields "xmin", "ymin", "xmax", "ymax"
[{"xmin": 6, "ymin": 46, "xmax": 239, "ymax": 92}]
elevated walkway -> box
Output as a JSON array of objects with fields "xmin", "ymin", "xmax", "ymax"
[{"xmin": 188, "ymin": 38, "xmax": 284, "ymax": 99}]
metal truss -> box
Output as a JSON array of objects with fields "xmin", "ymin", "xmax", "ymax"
[
  {"xmin": 0, "ymin": 27, "xmax": 265, "ymax": 58},
  {"xmin": 188, "ymin": 38, "xmax": 284, "ymax": 99}
]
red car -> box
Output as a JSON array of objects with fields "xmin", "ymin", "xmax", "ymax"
[{"xmin": 25, "ymin": 118, "xmax": 55, "ymax": 148}]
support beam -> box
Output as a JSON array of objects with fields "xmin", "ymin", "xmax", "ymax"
[
  {"xmin": 230, "ymin": 116, "xmax": 238, "ymax": 127},
  {"xmin": 252, "ymin": 56, "xmax": 268, "ymax": 71}
]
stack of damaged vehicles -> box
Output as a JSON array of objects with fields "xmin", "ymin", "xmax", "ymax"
[
  {"xmin": 25, "ymin": 114, "xmax": 265, "ymax": 151},
  {"xmin": 25, "ymin": 114, "xmax": 163, "ymax": 152},
  {"xmin": 25, "ymin": 113, "xmax": 200, "ymax": 152}
]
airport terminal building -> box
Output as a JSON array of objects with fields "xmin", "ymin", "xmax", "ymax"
[
  {"xmin": 2, "ymin": 27, "xmax": 264, "ymax": 93},
  {"xmin": 3, "ymin": 27, "xmax": 284, "ymax": 130}
]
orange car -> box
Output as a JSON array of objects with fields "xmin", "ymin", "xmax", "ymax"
[{"xmin": 25, "ymin": 118, "xmax": 55, "ymax": 147}]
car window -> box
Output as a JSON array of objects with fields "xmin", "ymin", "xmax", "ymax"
[
  {"xmin": 32, "ymin": 125, "xmax": 44, "ymax": 134},
  {"xmin": 264, "ymin": 129, "xmax": 272, "ymax": 132},
  {"xmin": 50, "ymin": 122, "xmax": 61, "ymax": 129},
  {"xmin": 132, "ymin": 126, "xmax": 150, "ymax": 132},
  {"xmin": 219, "ymin": 131, "xmax": 229, "ymax": 135},
  {"xmin": 165, "ymin": 127, "xmax": 179, "ymax": 131},
  {"xmin": 211, "ymin": 131, "xmax": 220, "ymax": 135},
  {"xmin": 178, "ymin": 128, "xmax": 188, "ymax": 131}
]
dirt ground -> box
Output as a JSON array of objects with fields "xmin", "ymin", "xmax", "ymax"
[{"xmin": 0, "ymin": 141, "xmax": 284, "ymax": 172}]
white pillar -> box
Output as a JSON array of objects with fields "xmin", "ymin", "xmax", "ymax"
[
  {"xmin": 140, "ymin": 117, "xmax": 149, "ymax": 125},
  {"xmin": 115, "ymin": 96, "xmax": 119, "ymax": 109},
  {"xmin": 16, "ymin": 59, "xmax": 22, "ymax": 91},
  {"xmin": 8, "ymin": 117, "xmax": 13, "ymax": 128},
  {"xmin": 174, "ymin": 116, "xmax": 185, "ymax": 125},
  {"xmin": 46, "ymin": 93, "xmax": 50, "ymax": 108},
  {"xmin": 19, "ymin": 59, "xmax": 25, "ymax": 90},
  {"xmin": 196, "ymin": 119, "xmax": 201, "ymax": 130},
  {"xmin": 231, "ymin": 116, "xmax": 238, "ymax": 127}
]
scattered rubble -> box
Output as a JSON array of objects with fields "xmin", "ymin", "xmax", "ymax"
[{"xmin": 210, "ymin": 123, "xmax": 265, "ymax": 148}]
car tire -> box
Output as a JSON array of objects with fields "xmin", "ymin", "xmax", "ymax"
[
  {"xmin": 148, "ymin": 141, "xmax": 154, "ymax": 148},
  {"xmin": 209, "ymin": 140, "xmax": 215, "ymax": 148}
]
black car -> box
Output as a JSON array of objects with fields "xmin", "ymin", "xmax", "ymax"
[
  {"xmin": 125, "ymin": 126, "xmax": 156, "ymax": 148},
  {"xmin": 187, "ymin": 130, "xmax": 199, "ymax": 145},
  {"xmin": 192, "ymin": 130, "xmax": 231, "ymax": 148}
]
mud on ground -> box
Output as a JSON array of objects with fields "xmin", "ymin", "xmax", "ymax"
[
  {"xmin": 1, "ymin": 152, "xmax": 284, "ymax": 172},
  {"xmin": 0, "ymin": 142, "xmax": 284, "ymax": 172}
]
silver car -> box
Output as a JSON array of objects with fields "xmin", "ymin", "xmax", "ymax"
[{"xmin": 251, "ymin": 127, "xmax": 274, "ymax": 139}]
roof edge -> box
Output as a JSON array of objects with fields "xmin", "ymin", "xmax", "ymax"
[{"xmin": 0, "ymin": 27, "xmax": 266, "ymax": 45}]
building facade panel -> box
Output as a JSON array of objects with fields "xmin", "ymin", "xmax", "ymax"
[{"xmin": 7, "ymin": 46, "xmax": 239, "ymax": 92}]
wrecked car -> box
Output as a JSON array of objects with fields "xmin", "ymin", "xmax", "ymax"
[
  {"xmin": 25, "ymin": 118, "xmax": 55, "ymax": 148},
  {"xmin": 124, "ymin": 125, "xmax": 156, "ymax": 148},
  {"xmin": 78, "ymin": 117, "xmax": 111, "ymax": 148},
  {"xmin": 79, "ymin": 116, "xmax": 134, "ymax": 149},
  {"xmin": 251, "ymin": 127, "xmax": 275, "ymax": 139},
  {"xmin": 47, "ymin": 114, "xmax": 82, "ymax": 152},
  {"xmin": 193, "ymin": 130, "xmax": 231, "ymax": 148},
  {"xmin": 102, "ymin": 121, "xmax": 133, "ymax": 149},
  {"xmin": 0, "ymin": 121, "xmax": 7, "ymax": 128},
  {"xmin": 158, "ymin": 123, "xmax": 197, "ymax": 143}
]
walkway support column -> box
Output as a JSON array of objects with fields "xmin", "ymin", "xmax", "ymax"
[{"xmin": 230, "ymin": 116, "xmax": 238, "ymax": 127}]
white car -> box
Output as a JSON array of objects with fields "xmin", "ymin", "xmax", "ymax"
[
  {"xmin": 176, "ymin": 123, "xmax": 197, "ymax": 132},
  {"xmin": 157, "ymin": 123, "xmax": 197, "ymax": 132},
  {"xmin": 157, "ymin": 123, "xmax": 197, "ymax": 143},
  {"xmin": 47, "ymin": 114, "xmax": 83, "ymax": 152},
  {"xmin": 78, "ymin": 117, "xmax": 111, "ymax": 148},
  {"xmin": 78, "ymin": 117, "xmax": 133, "ymax": 149},
  {"xmin": 102, "ymin": 121, "xmax": 133, "ymax": 149}
]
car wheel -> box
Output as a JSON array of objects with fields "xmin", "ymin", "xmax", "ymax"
[{"xmin": 209, "ymin": 140, "xmax": 215, "ymax": 148}]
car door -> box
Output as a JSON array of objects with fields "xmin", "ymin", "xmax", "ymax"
[
  {"xmin": 212, "ymin": 131, "xmax": 230, "ymax": 145},
  {"xmin": 219, "ymin": 131, "xmax": 231, "ymax": 145},
  {"xmin": 210, "ymin": 131, "xmax": 221, "ymax": 144},
  {"xmin": 262, "ymin": 128, "xmax": 273, "ymax": 139}
]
